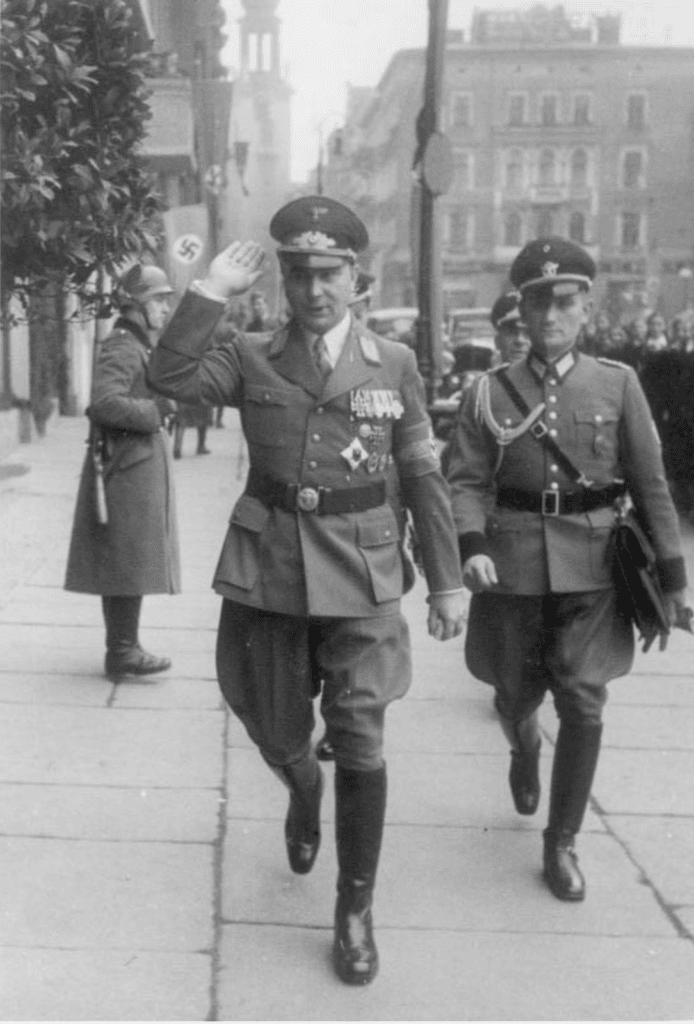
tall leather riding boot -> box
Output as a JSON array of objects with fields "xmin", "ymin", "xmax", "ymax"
[
  {"xmin": 102, "ymin": 596, "xmax": 171, "ymax": 681},
  {"xmin": 543, "ymin": 720, "xmax": 603, "ymax": 901},
  {"xmin": 333, "ymin": 764, "xmax": 386, "ymax": 986},
  {"xmin": 265, "ymin": 751, "xmax": 324, "ymax": 875},
  {"xmin": 498, "ymin": 711, "xmax": 542, "ymax": 815},
  {"xmin": 172, "ymin": 422, "xmax": 184, "ymax": 459}
]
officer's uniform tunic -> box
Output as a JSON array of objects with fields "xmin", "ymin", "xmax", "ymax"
[
  {"xmin": 148, "ymin": 291, "xmax": 462, "ymax": 768},
  {"xmin": 446, "ymin": 348, "xmax": 685, "ymax": 722}
]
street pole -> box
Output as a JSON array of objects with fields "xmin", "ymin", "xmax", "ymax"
[{"xmin": 416, "ymin": 0, "xmax": 450, "ymax": 405}]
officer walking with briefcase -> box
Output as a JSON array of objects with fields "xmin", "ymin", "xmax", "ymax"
[{"xmin": 446, "ymin": 237, "xmax": 690, "ymax": 902}]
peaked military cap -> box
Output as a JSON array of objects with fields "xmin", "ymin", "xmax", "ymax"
[
  {"xmin": 510, "ymin": 236, "xmax": 596, "ymax": 295},
  {"xmin": 270, "ymin": 195, "xmax": 368, "ymax": 268},
  {"xmin": 490, "ymin": 290, "xmax": 521, "ymax": 329}
]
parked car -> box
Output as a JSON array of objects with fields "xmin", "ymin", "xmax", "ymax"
[
  {"xmin": 446, "ymin": 307, "xmax": 495, "ymax": 374},
  {"xmin": 366, "ymin": 307, "xmax": 418, "ymax": 348}
]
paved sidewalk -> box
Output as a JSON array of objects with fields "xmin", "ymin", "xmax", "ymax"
[{"xmin": 0, "ymin": 415, "xmax": 693, "ymax": 1020}]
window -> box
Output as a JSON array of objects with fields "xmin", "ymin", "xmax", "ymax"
[
  {"xmin": 539, "ymin": 148, "xmax": 556, "ymax": 186},
  {"xmin": 508, "ymin": 94, "xmax": 526, "ymax": 126},
  {"xmin": 537, "ymin": 210, "xmax": 553, "ymax": 237},
  {"xmin": 621, "ymin": 212, "xmax": 641, "ymax": 249},
  {"xmin": 447, "ymin": 208, "xmax": 472, "ymax": 249},
  {"xmin": 504, "ymin": 212, "xmax": 522, "ymax": 247},
  {"xmin": 627, "ymin": 94, "xmax": 646, "ymax": 131},
  {"xmin": 569, "ymin": 212, "xmax": 586, "ymax": 244},
  {"xmin": 623, "ymin": 150, "xmax": 644, "ymax": 189},
  {"xmin": 571, "ymin": 148, "xmax": 588, "ymax": 189},
  {"xmin": 573, "ymin": 94, "xmax": 591, "ymax": 126},
  {"xmin": 453, "ymin": 151, "xmax": 472, "ymax": 191},
  {"xmin": 540, "ymin": 94, "xmax": 558, "ymax": 126},
  {"xmin": 451, "ymin": 93, "xmax": 472, "ymax": 128},
  {"xmin": 506, "ymin": 149, "xmax": 524, "ymax": 192}
]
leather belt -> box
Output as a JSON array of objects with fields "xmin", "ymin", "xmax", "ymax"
[
  {"xmin": 246, "ymin": 470, "xmax": 386, "ymax": 515},
  {"xmin": 496, "ymin": 483, "xmax": 625, "ymax": 516}
]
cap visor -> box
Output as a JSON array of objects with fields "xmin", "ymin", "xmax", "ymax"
[{"xmin": 279, "ymin": 251, "xmax": 349, "ymax": 269}]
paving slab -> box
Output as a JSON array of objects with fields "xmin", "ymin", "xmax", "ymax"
[
  {"xmin": 0, "ymin": 704, "xmax": 224, "ymax": 788},
  {"xmin": 0, "ymin": 949, "xmax": 211, "ymax": 1021},
  {"xmin": 0, "ymin": 837, "xmax": 213, "ymax": 950},
  {"xmin": 0, "ymin": 782, "xmax": 221, "ymax": 842},
  {"xmin": 218, "ymin": 925, "xmax": 694, "ymax": 1021},
  {"xmin": 594, "ymin": 748, "xmax": 694, "ymax": 815},
  {"xmin": 599, "ymin": 703, "xmax": 694, "ymax": 749},
  {"xmin": 223, "ymin": 819, "xmax": 672, "ymax": 937},
  {"xmin": 608, "ymin": 672, "xmax": 694, "ymax": 706},
  {"xmin": 225, "ymin": 745, "xmax": 605, "ymax": 833},
  {"xmin": 385, "ymin": 696, "xmax": 515, "ymax": 754},
  {"xmin": 607, "ymin": 815, "xmax": 694, "ymax": 909},
  {"xmin": 0, "ymin": 671, "xmax": 112, "ymax": 706},
  {"xmin": 110, "ymin": 676, "xmax": 224, "ymax": 710},
  {"xmin": 0, "ymin": 644, "xmax": 216, "ymax": 679},
  {"xmin": 0, "ymin": 622, "xmax": 216, "ymax": 654}
]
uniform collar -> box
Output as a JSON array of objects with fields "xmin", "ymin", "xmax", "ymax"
[
  {"xmin": 267, "ymin": 313, "xmax": 382, "ymax": 366},
  {"xmin": 527, "ymin": 347, "xmax": 577, "ymax": 381},
  {"xmin": 304, "ymin": 311, "xmax": 351, "ymax": 368}
]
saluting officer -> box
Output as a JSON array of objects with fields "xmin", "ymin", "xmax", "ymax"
[
  {"xmin": 446, "ymin": 237, "xmax": 688, "ymax": 902},
  {"xmin": 147, "ymin": 197, "xmax": 465, "ymax": 984}
]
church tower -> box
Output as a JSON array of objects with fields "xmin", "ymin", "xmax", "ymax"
[{"xmin": 223, "ymin": 0, "xmax": 292, "ymax": 310}]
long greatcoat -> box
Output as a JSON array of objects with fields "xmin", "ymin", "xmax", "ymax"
[
  {"xmin": 64, "ymin": 316, "xmax": 181, "ymax": 596},
  {"xmin": 147, "ymin": 292, "xmax": 462, "ymax": 618}
]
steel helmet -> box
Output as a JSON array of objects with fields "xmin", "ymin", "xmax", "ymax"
[{"xmin": 117, "ymin": 263, "xmax": 174, "ymax": 306}]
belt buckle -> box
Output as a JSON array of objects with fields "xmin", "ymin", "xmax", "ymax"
[
  {"xmin": 297, "ymin": 486, "xmax": 320, "ymax": 512},
  {"xmin": 542, "ymin": 489, "xmax": 560, "ymax": 516}
]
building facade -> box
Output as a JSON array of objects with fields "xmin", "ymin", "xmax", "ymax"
[{"xmin": 323, "ymin": 7, "xmax": 694, "ymax": 323}]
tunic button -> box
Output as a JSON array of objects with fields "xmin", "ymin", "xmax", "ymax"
[
  {"xmin": 548, "ymin": 411, "xmax": 557, "ymax": 420},
  {"xmin": 549, "ymin": 428, "xmax": 558, "ymax": 438},
  {"xmin": 595, "ymin": 414, "xmax": 603, "ymax": 423},
  {"xmin": 504, "ymin": 418, "xmax": 513, "ymax": 427},
  {"xmin": 264, "ymin": 393, "xmax": 270, "ymax": 401},
  {"xmin": 550, "ymin": 481, "xmax": 559, "ymax": 490},
  {"xmin": 316, "ymin": 406, "xmax": 324, "ymax": 414},
  {"xmin": 312, "ymin": 433, "xmax": 321, "ymax": 442},
  {"xmin": 549, "ymin": 379, "xmax": 558, "ymax": 386},
  {"xmin": 384, "ymin": 530, "xmax": 391, "ymax": 538},
  {"xmin": 550, "ymin": 463, "xmax": 559, "ymax": 473},
  {"xmin": 548, "ymin": 395, "xmax": 557, "ymax": 404},
  {"xmin": 308, "ymin": 460, "xmax": 317, "ymax": 470}
]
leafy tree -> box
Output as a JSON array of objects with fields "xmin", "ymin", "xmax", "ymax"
[{"xmin": 0, "ymin": 0, "xmax": 163, "ymax": 317}]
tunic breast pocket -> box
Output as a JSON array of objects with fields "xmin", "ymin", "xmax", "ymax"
[
  {"xmin": 573, "ymin": 408, "xmax": 619, "ymax": 456},
  {"xmin": 242, "ymin": 385, "xmax": 289, "ymax": 448},
  {"xmin": 215, "ymin": 494, "xmax": 270, "ymax": 590}
]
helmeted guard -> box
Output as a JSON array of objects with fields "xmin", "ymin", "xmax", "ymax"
[
  {"xmin": 65, "ymin": 264, "xmax": 180, "ymax": 680},
  {"xmin": 446, "ymin": 237, "xmax": 688, "ymax": 902},
  {"xmin": 146, "ymin": 199, "xmax": 466, "ymax": 984}
]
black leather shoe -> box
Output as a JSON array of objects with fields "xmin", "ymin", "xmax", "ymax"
[
  {"xmin": 509, "ymin": 742, "xmax": 541, "ymax": 815},
  {"xmin": 315, "ymin": 734, "xmax": 335, "ymax": 761},
  {"xmin": 105, "ymin": 647, "xmax": 172, "ymax": 682},
  {"xmin": 333, "ymin": 885, "xmax": 379, "ymax": 985},
  {"xmin": 285, "ymin": 767, "xmax": 323, "ymax": 874},
  {"xmin": 543, "ymin": 832, "xmax": 586, "ymax": 901}
]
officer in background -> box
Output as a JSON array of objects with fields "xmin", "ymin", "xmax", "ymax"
[
  {"xmin": 147, "ymin": 197, "xmax": 465, "ymax": 985},
  {"xmin": 490, "ymin": 290, "xmax": 531, "ymax": 365},
  {"xmin": 65, "ymin": 265, "xmax": 180, "ymax": 680},
  {"xmin": 350, "ymin": 268, "xmax": 376, "ymax": 323},
  {"xmin": 446, "ymin": 237, "xmax": 688, "ymax": 902}
]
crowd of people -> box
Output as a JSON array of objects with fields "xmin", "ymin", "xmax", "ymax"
[{"xmin": 581, "ymin": 309, "xmax": 694, "ymax": 516}]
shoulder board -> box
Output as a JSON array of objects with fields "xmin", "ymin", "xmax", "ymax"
[{"xmin": 597, "ymin": 357, "xmax": 629, "ymax": 369}]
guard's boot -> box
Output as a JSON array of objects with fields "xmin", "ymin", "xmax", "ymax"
[
  {"xmin": 543, "ymin": 720, "xmax": 603, "ymax": 902},
  {"xmin": 315, "ymin": 732, "xmax": 335, "ymax": 762},
  {"xmin": 103, "ymin": 596, "xmax": 171, "ymax": 681},
  {"xmin": 267, "ymin": 752, "xmax": 323, "ymax": 874},
  {"xmin": 333, "ymin": 764, "xmax": 386, "ymax": 986},
  {"xmin": 499, "ymin": 711, "xmax": 542, "ymax": 815}
]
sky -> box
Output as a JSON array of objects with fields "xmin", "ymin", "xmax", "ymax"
[{"xmin": 221, "ymin": 1, "xmax": 694, "ymax": 182}]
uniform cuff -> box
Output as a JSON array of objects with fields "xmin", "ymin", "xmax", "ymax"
[
  {"xmin": 657, "ymin": 556, "xmax": 687, "ymax": 594},
  {"xmin": 458, "ymin": 532, "xmax": 489, "ymax": 565}
]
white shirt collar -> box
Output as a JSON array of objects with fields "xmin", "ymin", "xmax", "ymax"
[{"xmin": 306, "ymin": 312, "xmax": 351, "ymax": 368}]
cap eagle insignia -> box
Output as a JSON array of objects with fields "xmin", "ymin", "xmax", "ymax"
[{"xmin": 541, "ymin": 260, "xmax": 560, "ymax": 278}]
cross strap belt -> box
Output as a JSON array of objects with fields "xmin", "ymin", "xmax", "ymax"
[
  {"xmin": 246, "ymin": 469, "xmax": 386, "ymax": 515},
  {"xmin": 496, "ymin": 483, "xmax": 626, "ymax": 517}
]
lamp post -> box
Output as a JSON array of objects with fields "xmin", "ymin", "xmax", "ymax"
[{"xmin": 414, "ymin": 0, "xmax": 452, "ymax": 405}]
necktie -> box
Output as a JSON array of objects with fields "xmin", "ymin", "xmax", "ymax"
[{"xmin": 312, "ymin": 335, "xmax": 332, "ymax": 378}]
